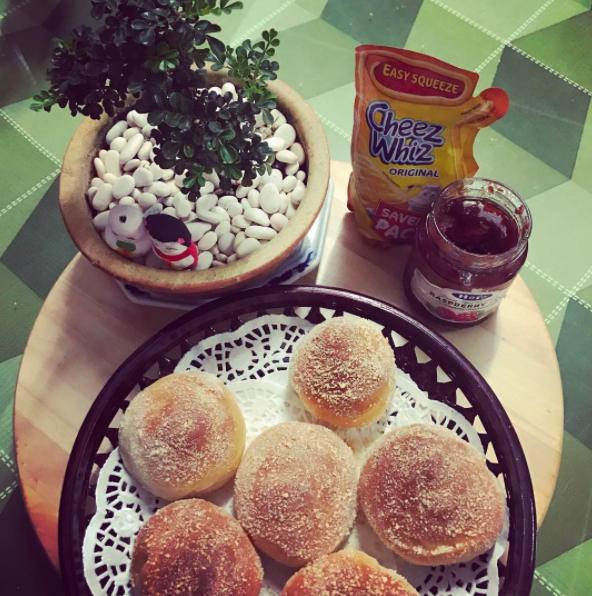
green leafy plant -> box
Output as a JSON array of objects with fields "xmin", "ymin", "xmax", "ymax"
[{"xmin": 30, "ymin": 0, "xmax": 281, "ymax": 196}]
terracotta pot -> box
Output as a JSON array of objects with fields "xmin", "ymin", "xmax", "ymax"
[{"xmin": 59, "ymin": 72, "xmax": 330, "ymax": 299}]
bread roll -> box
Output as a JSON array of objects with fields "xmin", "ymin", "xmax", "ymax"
[
  {"xmin": 282, "ymin": 550, "xmax": 419, "ymax": 595},
  {"xmin": 289, "ymin": 316, "xmax": 395, "ymax": 428},
  {"xmin": 359, "ymin": 424, "xmax": 506, "ymax": 565},
  {"xmin": 119, "ymin": 370, "xmax": 245, "ymax": 500},
  {"xmin": 234, "ymin": 421, "xmax": 358, "ymax": 567},
  {"xmin": 131, "ymin": 499, "xmax": 262, "ymax": 596}
]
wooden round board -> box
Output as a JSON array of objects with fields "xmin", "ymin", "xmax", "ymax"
[{"xmin": 14, "ymin": 161, "xmax": 564, "ymax": 567}]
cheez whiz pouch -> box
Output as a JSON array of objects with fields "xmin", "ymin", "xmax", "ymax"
[{"xmin": 348, "ymin": 46, "xmax": 509, "ymax": 244}]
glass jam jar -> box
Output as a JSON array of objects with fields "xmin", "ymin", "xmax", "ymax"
[{"xmin": 403, "ymin": 178, "xmax": 532, "ymax": 327}]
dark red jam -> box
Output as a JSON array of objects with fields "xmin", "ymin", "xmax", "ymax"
[
  {"xmin": 403, "ymin": 179, "xmax": 531, "ymax": 327},
  {"xmin": 439, "ymin": 199, "xmax": 520, "ymax": 256}
]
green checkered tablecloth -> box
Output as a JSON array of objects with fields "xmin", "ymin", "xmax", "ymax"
[{"xmin": 1, "ymin": 0, "xmax": 592, "ymax": 594}]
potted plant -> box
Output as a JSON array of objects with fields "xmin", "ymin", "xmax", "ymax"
[{"xmin": 32, "ymin": 0, "xmax": 329, "ymax": 299}]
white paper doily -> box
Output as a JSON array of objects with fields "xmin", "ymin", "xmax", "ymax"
[{"xmin": 83, "ymin": 314, "xmax": 509, "ymax": 596}]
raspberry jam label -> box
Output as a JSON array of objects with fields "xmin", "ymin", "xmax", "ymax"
[{"xmin": 410, "ymin": 269, "xmax": 508, "ymax": 323}]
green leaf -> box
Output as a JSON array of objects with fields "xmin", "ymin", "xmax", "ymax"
[
  {"xmin": 207, "ymin": 36, "xmax": 226, "ymax": 62},
  {"xmin": 165, "ymin": 111, "xmax": 182, "ymax": 127},
  {"xmin": 127, "ymin": 80, "xmax": 144, "ymax": 94},
  {"xmin": 219, "ymin": 128, "xmax": 236, "ymax": 141},
  {"xmin": 208, "ymin": 120, "xmax": 222, "ymax": 133},
  {"xmin": 219, "ymin": 144, "xmax": 238, "ymax": 164},
  {"xmin": 262, "ymin": 30, "xmax": 269, "ymax": 42},
  {"xmin": 169, "ymin": 91, "xmax": 182, "ymax": 112},
  {"xmin": 262, "ymin": 109, "xmax": 274, "ymax": 126},
  {"xmin": 178, "ymin": 115, "xmax": 193, "ymax": 132},
  {"xmin": 148, "ymin": 110, "xmax": 167, "ymax": 125},
  {"xmin": 161, "ymin": 141, "xmax": 180, "ymax": 160},
  {"xmin": 138, "ymin": 27, "xmax": 156, "ymax": 46},
  {"xmin": 183, "ymin": 143, "xmax": 195, "ymax": 158}
]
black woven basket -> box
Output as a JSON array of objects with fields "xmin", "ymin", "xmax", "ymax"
[{"xmin": 58, "ymin": 285, "xmax": 536, "ymax": 596}]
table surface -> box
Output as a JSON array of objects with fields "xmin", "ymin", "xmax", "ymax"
[{"xmin": 14, "ymin": 160, "xmax": 563, "ymax": 568}]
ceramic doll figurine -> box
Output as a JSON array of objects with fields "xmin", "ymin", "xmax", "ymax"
[
  {"xmin": 406, "ymin": 184, "xmax": 442, "ymax": 213},
  {"xmin": 145, "ymin": 213, "xmax": 199, "ymax": 270},
  {"xmin": 105, "ymin": 205, "xmax": 152, "ymax": 259}
]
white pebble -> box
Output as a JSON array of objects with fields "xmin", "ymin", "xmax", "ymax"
[
  {"xmin": 221, "ymin": 81, "xmax": 238, "ymax": 100},
  {"xmin": 246, "ymin": 225, "xmax": 277, "ymax": 240},
  {"xmin": 123, "ymin": 159, "xmax": 141, "ymax": 172},
  {"xmin": 187, "ymin": 222, "xmax": 212, "ymax": 242},
  {"xmin": 167, "ymin": 181, "xmax": 180, "ymax": 196},
  {"xmin": 232, "ymin": 215, "xmax": 250, "ymax": 229},
  {"xmin": 296, "ymin": 170, "xmax": 306, "ymax": 182},
  {"xmin": 196, "ymin": 209, "xmax": 223, "ymax": 224},
  {"xmin": 291, "ymin": 182, "xmax": 305, "ymax": 205},
  {"xmin": 147, "ymin": 181, "xmax": 172, "ymax": 197},
  {"xmin": 270, "ymin": 213, "xmax": 289, "ymax": 231},
  {"xmin": 112, "ymin": 175, "xmax": 135, "ymax": 199},
  {"xmin": 196, "ymin": 251, "xmax": 214, "ymax": 270},
  {"xmin": 244, "ymin": 207, "xmax": 270, "ymax": 227},
  {"xmin": 138, "ymin": 192, "xmax": 157, "ymax": 209},
  {"xmin": 126, "ymin": 110, "xmax": 138, "ymax": 126},
  {"xmin": 87, "ymin": 187, "xmax": 98, "ymax": 201},
  {"xmin": 175, "ymin": 199, "xmax": 192, "ymax": 218},
  {"xmin": 198, "ymin": 231, "xmax": 217, "ymax": 251},
  {"xmin": 228, "ymin": 254, "xmax": 237, "ymax": 263},
  {"xmin": 211, "ymin": 206, "xmax": 230, "ymax": 221},
  {"xmin": 160, "ymin": 196, "xmax": 174, "ymax": 207},
  {"xmin": 274, "ymin": 123, "xmax": 297, "ymax": 147},
  {"xmin": 286, "ymin": 201, "xmax": 297, "ymax": 219},
  {"xmin": 212, "ymin": 260, "xmax": 225, "ymax": 268},
  {"xmin": 119, "ymin": 133, "xmax": 144, "ymax": 164},
  {"xmin": 119, "ymin": 196, "xmax": 135, "ymax": 206},
  {"xmin": 94, "ymin": 157, "xmax": 106, "ymax": 179},
  {"xmin": 230, "ymin": 225, "xmax": 240, "ymax": 234},
  {"xmin": 196, "ymin": 194, "xmax": 217, "ymax": 212},
  {"xmin": 236, "ymin": 237, "xmax": 261, "ymax": 258},
  {"xmin": 108, "ymin": 201, "xmax": 117, "ymax": 210},
  {"xmin": 211, "ymin": 245, "xmax": 220, "ymax": 256},
  {"xmin": 234, "ymin": 231, "xmax": 246, "ymax": 251},
  {"xmin": 104, "ymin": 150, "xmax": 122, "ymax": 176},
  {"xmin": 160, "ymin": 169, "xmax": 174, "ymax": 181},
  {"xmin": 162, "ymin": 207, "xmax": 177, "ymax": 217},
  {"xmin": 200, "ymin": 181, "xmax": 215, "ymax": 196},
  {"xmin": 282, "ymin": 176, "xmax": 298, "ymax": 193},
  {"xmin": 133, "ymin": 167, "xmax": 153, "ymax": 188},
  {"xmin": 209, "ymin": 86, "xmax": 223, "ymax": 95},
  {"xmin": 271, "ymin": 109, "xmax": 287, "ymax": 128},
  {"xmin": 91, "ymin": 177, "xmax": 104, "ymax": 188},
  {"xmin": 241, "ymin": 198, "xmax": 250, "ymax": 211},
  {"xmin": 276, "ymin": 149, "xmax": 298, "ymax": 164},
  {"xmin": 227, "ymin": 202, "xmax": 243, "ymax": 217},
  {"xmin": 93, "ymin": 211, "xmax": 110, "ymax": 231},
  {"xmin": 133, "ymin": 112, "xmax": 149, "ymax": 128},
  {"xmin": 265, "ymin": 136, "xmax": 287, "ymax": 151},
  {"xmin": 123, "ymin": 127, "xmax": 141, "ymax": 141},
  {"xmin": 260, "ymin": 170, "xmax": 283, "ymax": 191},
  {"xmin": 285, "ymin": 162, "xmax": 299, "ymax": 176},
  {"xmin": 290, "ymin": 142, "xmax": 305, "ymax": 165},
  {"xmin": 99, "ymin": 149, "xmax": 108, "ymax": 160},
  {"xmin": 216, "ymin": 253, "xmax": 228, "ymax": 263},
  {"xmin": 142, "ymin": 124, "xmax": 156, "ymax": 137},
  {"xmin": 246, "ymin": 189, "xmax": 259, "ymax": 208},
  {"xmin": 236, "ymin": 185, "xmax": 250, "ymax": 199},
  {"xmin": 106, "ymin": 121, "xmax": 128, "ymax": 144},
  {"xmin": 109, "ymin": 137, "xmax": 127, "ymax": 155},
  {"xmin": 218, "ymin": 195, "xmax": 238, "ymax": 208},
  {"xmin": 138, "ymin": 141, "xmax": 152, "ymax": 161},
  {"xmin": 103, "ymin": 173, "xmax": 118, "ymax": 184},
  {"xmin": 218, "ymin": 232, "xmax": 235, "ymax": 255},
  {"xmin": 92, "ymin": 184, "xmax": 113, "ymax": 211},
  {"xmin": 260, "ymin": 183, "xmax": 280, "ymax": 214},
  {"xmin": 279, "ymin": 192, "xmax": 289, "ymax": 214},
  {"xmin": 148, "ymin": 163, "xmax": 162, "ymax": 180},
  {"xmin": 203, "ymin": 170, "xmax": 220, "ymax": 188},
  {"xmin": 215, "ymin": 221, "xmax": 231, "ymax": 237},
  {"xmin": 132, "ymin": 188, "xmax": 142, "ymax": 200}
]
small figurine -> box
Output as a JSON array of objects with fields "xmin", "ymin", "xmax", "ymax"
[
  {"xmin": 145, "ymin": 213, "xmax": 199, "ymax": 270},
  {"xmin": 105, "ymin": 205, "xmax": 152, "ymax": 259}
]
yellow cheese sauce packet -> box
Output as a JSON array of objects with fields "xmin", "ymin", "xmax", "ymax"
[{"xmin": 348, "ymin": 46, "xmax": 509, "ymax": 244}]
